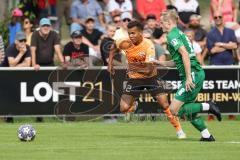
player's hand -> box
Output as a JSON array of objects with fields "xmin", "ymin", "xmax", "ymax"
[
  {"xmin": 34, "ymin": 64, "xmax": 40, "ymax": 71},
  {"xmin": 19, "ymin": 46, "xmax": 27, "ymax": 55},
  {"xmin": 107, "ymin": 64, "xmax": 115, "ymax": 75},
  {"xmin": 185, "ymin": 75, "xmax": 195, "ymax": 92},
  {"xmin": 215, "ymin": 42, "xmax": 224, "ymax": 47},
  {"xmin": 151, "ymin": 60, "xmax": 161, "ymax": 65},
  {"xmin": 60, "ymin": 62, "xmax": 68, "ymax": 70}
]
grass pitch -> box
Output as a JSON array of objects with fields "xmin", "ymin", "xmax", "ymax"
[{"xmin": 0, "ymin": 120, "xmax": 239, "ymax": 160}]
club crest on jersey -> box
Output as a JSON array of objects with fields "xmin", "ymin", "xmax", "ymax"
[
  {"xmin": 171, "ymin": 39, "xmax": 178, "ymax": 46},
  {"xmin": 138, "ymin": 51, "xmax": 146, "ymax": 57}
]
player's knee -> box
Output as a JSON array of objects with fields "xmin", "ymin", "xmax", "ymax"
[
  {"xmin": 169, "ymin": 106, "xmax": 178, "ymax": 116},
  {"xmin": 161, "ymin": 102, "xmax": 170, "ymax": 109},
  {"xmin": 155, "ymin": 95, "xmax": 169, "ymax": 109},
  {"xmin": 120, "ymin": 104, "xmax": 130, "ymax": 113}
]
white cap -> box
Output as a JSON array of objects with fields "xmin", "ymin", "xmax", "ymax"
[{"xmin": 121, "ymin": 12, "xmax": 132, "ymax": 20}]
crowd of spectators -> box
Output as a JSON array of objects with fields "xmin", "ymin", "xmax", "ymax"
[{"xmin": 1, "ymin": 0, "xmax": 240, "ymax": 71}]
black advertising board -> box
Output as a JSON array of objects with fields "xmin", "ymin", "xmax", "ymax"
[{"xmin": 0, "ymin": 66, "xmax": 239, "ymax": 116}]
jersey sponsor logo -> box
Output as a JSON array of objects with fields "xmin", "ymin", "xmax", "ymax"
[
  {"xmin": 177, "ymin": 88, "xmax": 185, "ymax": 96},
  {"xmin": 148, "ymin": 55, "xmax": 155, "ymax": 62},
  {"xmin": 139, "ymin": 51, "xmax": 146, "ymax": 56},
  {"xmin": 171, "ymin": 39, "xmax": 178, "ymax": 46}
]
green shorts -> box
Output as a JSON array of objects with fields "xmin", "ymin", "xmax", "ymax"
[{"xmin": 175, "ymin": 70, "xmax": 205, "ymax": 103}]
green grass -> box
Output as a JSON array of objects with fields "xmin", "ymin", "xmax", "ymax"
[{"xmin": 0, "ymin": 120, "xmax": 240, "ymax": 160}]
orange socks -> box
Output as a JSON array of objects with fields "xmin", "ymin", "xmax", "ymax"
[{"xmin": 164, "ymin": 108, "xmax": 182, "ymax": 132}]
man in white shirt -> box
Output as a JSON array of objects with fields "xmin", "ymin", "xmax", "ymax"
[{"xmin": 107, "ymin": 0, "xmax": 133, "ymax": 18}]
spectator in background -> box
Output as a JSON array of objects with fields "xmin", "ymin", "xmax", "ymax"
[
  {"xmin": 144, "ymin": 14, "xmax": 164, "ymax": 41},
  {"xmin": 31, "ymin": 18, "xmax": 64, "ymax": 71},
  {"xmin": 112, "ymin": 12, "xmax": 132, "ymax": 65},
  {"xmin": 210, "ymin": 0, "xmax": 237, "ymax": 26},
  {"xmin": 2, "ymin": 31, "xmax": 31, "ymax": 67},
  {"xmin": 112, "ymin": 14, "xmax": 122, "ymax": 29},
  {"xmin": 100, "ymin": 23, "xmax": 122, "ymax": 66},
  {"xmin": 184, "ymin": 29, "xmax": 202, "ymax": 64},
  {"xmin": 107, "ymin": 0, "xmax": 133, "ymax": 18},
  {"xmin": 23, "ymin": 17, "xmax": 34, "ymax": 46},
  {"xmin": 173, "ymin": 0, "xmax": 200, "ymax": 28},
  {"xmin": 210, "ymin": 0, "xmax": 240, "ymax": 43},
  {"xmin": 48, "ymin": 0, "xmax": 57, "ymax": 16},
  {"xmin": 207, "ymin": 11, "xmax": 238, "ymax": 65},
  {"xmin": 63, "ymin": 30, "xmax": 90, "ymax": 67},
  {"xmin": 143, "ymin": 29, "xmax": 167, "ymax": 62},
  {"xmin": 113, "ymin": 12, "xmax": 132, "ymax": 47},
  {"xmin": 9, "ymin": 8, "xmax": 23, "ymax": 45},
  {"xmin": 57, "ymin": 0, "xmax": 72, "ymax": 29},
  {"xmin": 136, "ymin": 0, "xmax": 166, "ymax": 21},
  {"xmin": 99, "ymin": 0, "xmax": 112, "ymax": 24},
  {"xmin": 0, "ymin": 35, "xmax": 4, "ymax": 64},
  {"xmin": 70, "ymin": 0, "xmax": 106, "ymax": 32},
  {"xmin": 188, "ymin": 14, "xmax": 207, "ymax": 49},
  {"xmin": 80, "ymin": 17, "xmax": 104, "ymax": 56},
  {"xmin": 37, "ymin": 0, "xmax": 49, "ymax": 18},
  {"xmin": 188, "ymin": 14, "xmax": 208, "ymax": 65}
]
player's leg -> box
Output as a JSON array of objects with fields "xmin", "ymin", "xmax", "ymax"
[
  {"xmin": 173, "ymin": 70, "xmax": 221, "ymax": 141},
  {"xmin": 170, "ymin": 98, "xmax": 212, "ymax": 141},
  {"xmin": 120, "ymin": 94, "xmax": 135, "ymax": 113},
  {"xmin": 120, "ymin": 94, "xmax": 135, "ymax": 122},
  {"xmin": 155, "ymin": 93, "xmax": 186, "ymax": 139}
]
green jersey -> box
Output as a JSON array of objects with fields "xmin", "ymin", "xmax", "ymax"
[{"xmin": 167, "ymin": 27, "xmax": 202, "ymax": 79}]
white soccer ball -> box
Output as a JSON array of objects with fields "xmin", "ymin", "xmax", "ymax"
[{"xmin": 17, "ymin": 124, "xmax": 36, "ymax": 141}]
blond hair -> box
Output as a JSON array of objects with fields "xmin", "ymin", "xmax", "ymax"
[{"xmin": 160, "ymin": 10, "xmax": 179, "ymax": 23}]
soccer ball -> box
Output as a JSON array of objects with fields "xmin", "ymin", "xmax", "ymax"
[{"xmin": 17, "ymin": 124, "xmax": 36, "ymax": 141}]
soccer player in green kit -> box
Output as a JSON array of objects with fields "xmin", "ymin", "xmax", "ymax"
[{"xmin": 153, "ymin": 10, "xmax": 222, "ymax": 141}]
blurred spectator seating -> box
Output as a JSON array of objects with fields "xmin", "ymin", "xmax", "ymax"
[
  {"xmin": 172, "ymin": 0, "xmax": 200, "ymax": 28},
  {"xmin": 107, "ymin": 0, "xmax": 133, "ymax": 18},
  {"xmin": 70, "ymin": 0, "xmax": 106, "ymax": 32},
  {"xmin": 136, "ymin": 0, "xmax": 166, "ymax": 21}
]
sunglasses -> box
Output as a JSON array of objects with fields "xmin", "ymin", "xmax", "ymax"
[
  {"xmin": 214, "ymin": 16, "xmax": 222, "ymax": 20},
  {"xmin": 73, "ymin": 36, "xmax": 82, "ymax": 39},
  {"xmin": 145, "ymin": 37, "xmax": 151, "ymax": 39},
  {"xmin": 19, "ymin": 39, "xmax": 26, "ymax": 43},
  {"xmin": 114, "ymin": 20, "xmax": 121, "ymax": 23},
  {"xmin": 122, "ymin": 18, "xmax": 131, "ymax": 22}
]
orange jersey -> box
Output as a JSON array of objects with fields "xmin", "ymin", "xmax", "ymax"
[{"xmin": 122, "ymin": 38, "xmax": 157, "ymax": 79}]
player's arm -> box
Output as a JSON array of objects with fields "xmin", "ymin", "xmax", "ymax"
[
  {"xmin": 152, "ymin": 59, "xmax": 176, "ymax": 67},
  {"xmin": 210, "ymin": 46, "xmax": 226, "ymax": 54},
  {"xmin": 107, "ymin": 43, "xmax": 117, "ymax": 74},
  {"xmin": 215, "ymin": 41, "xmax": 237, "ymax": 50},
  {"xmin": 178, "ymin": 46, "xmax": 195, "ymax": 91}
]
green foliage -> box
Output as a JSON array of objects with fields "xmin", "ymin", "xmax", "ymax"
[
  {"xmin": 0, "ymin": 11, "xmax": 11, "ymax": 46},
  {"xmin": 18, "ymin": 0, "xmax": 37, "ymax": 21}
]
